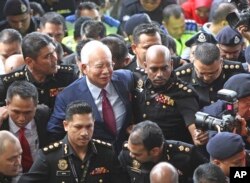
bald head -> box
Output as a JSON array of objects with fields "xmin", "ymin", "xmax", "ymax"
[
  {"xmin": 145, "ymin": 45, "xmax": 173, "ymax": 88},
  {"xmin": 0, "ymin": 130, "xmax": 20, "ymax": 155},
  {"xmin": 145, "ymin": 45, "xmax": 171, "ymax": 64},
  {"xmin": 4, "ymin": 54, "xmax": 25, "ymax": 74},
  {"xmin": 80, "ymin": 40, "xmax": 112, "ymax": 64},
  {"xmin": 150, "ymin": 162, "xmax": 179, "ymax": 183}
]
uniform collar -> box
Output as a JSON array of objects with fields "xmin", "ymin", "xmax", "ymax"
[
  {"xmin": 191, "ymin": 68, "xmax": 225, "ymax": 87},
  {"xmin": 145, "ymin": 72, "xmax": 176, "ymax": 92},
  {"xmin": 62, "ymin": 136, "xmax": 98, "ymax": 159},
  {"xmin": 25, "ymin": 66, "xmax": 55, "ymax": 84}
]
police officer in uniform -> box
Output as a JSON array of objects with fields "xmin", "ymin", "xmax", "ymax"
[
  {"xmin": 207, "ymin": 132, "xmax": 250, "ymax": 181},
  {"xmin": 133, "ymin": 45, "xmax": 204, "ymax": 144},
  {"xmin": 175, "ymin": 42, "xmax": 245, "ymax": 108},
  {"xmin": 0, "ymin": 0, "xmax": 40, "ymax": 37},
  {"xmin": 119, "ymin": 121, "xmax": 208, "ymax": 183},
  {"xmin": 18, "ymin": 101, "xmax": 128, "ymax": 183},
  {"xmin": 0, "ymin": 32, "xmax": 77, "ymax": 109}
]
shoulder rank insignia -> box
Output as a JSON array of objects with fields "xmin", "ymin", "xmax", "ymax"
[
  {"xmin": 58, "ymin": 159, "xmax": 68, "ymax": 170},
  {"xmin": 2, "ymin": 71, "xmax": 25, "ymax": 83},
  {"xmin": 58, "ymin": 65, "xmax": 74, "ymax": 72},
  {"xmin": 223, "ymin": 64, "xmax": 240, "ymax": 70},
  {"xmin": 92, "ymin": 139, "xmax": 112, "ymax": 147},
  {"xmin": 42, "ymin": 141, "xmax": 63, "ymax": 154},
  {"xmin": 176, "ymin": 68, "xmax": 192, "ymax": 76}
]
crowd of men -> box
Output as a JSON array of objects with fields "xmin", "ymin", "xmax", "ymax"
[{"xmin": 1, "ymin": 0, "xmax": 250, "ymax": 183}]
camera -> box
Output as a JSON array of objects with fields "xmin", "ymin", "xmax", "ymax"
[
  {"xmin": 195, "ymin": 89, "xmax": 239, "ymax": 132},
  {"xmin": 226, "ymin": 0, "xmax": 250, "ymax": 29}
]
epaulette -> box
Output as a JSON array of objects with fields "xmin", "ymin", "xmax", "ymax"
[
  {"xmin": 92, "ymin": 139, "xmax": 112, "ymax": 148},
  {"xmin": 223, "ymin": 63, "xmax": 241, "ymax": 70},
  {"xmin": 1, "ymin": 70, "xmax": 25, "ymax": 84},
  {"xmin": 175, "ymin": 67, "xmax": 192, "ymax": 77},
  {"xmin": 174, "ymin": 80, "xmax": 193, "ymax": 93},
  {"xmin": 57, "ymin": 65, "xmax": 74, "ymax": 73},
  {"xmin": 42, "ymin": 141, "xmax": 63, "ymax": 154},
  {"xmin": 166, "ymin": 140, "xmax": 193, "ymax": 154}
]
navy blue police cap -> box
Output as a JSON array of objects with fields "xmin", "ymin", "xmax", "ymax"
[
  {"xmin": 185, "ymin": 31, "xmax": 217, "ymax": 47},
  {"xmin": 124, "ymin": 13, "xmax": 151, "ymax": 36},
  {"xmin": 224, "ymin": 73, "xmax": 250, "ymax": 99},
  {"xmin": 207, "ymin": 132, "xmax": 245, "ymax": 160},
  {"xmin": 4, "ymin": 0, "xmax": 30, "ymax": 16},
  {"xmin": 216, "ymin": 26, "xmax": 243, "ymax": 46}
]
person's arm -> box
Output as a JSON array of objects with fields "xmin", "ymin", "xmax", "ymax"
[{"xmin": 46, "ymin": 93, "xmax": 67, "ymax": 143}]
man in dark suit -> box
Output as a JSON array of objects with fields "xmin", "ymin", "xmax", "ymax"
[
  {"xmin": 47, "ymin": 40, "xmax": 134, "ymax": 152},
  {"xmin": 0, "ymin": 80, "xmax": 50, "ymax": 172}
]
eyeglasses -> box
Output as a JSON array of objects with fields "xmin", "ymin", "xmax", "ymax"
[{"xmin": 88, "ymin": 62, "xmax": 114, "ymax": 70}]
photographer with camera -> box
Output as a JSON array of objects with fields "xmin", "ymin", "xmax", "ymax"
[{"xmin": 201, "ymin": 73, "xmax": 250, "ymax": 146}]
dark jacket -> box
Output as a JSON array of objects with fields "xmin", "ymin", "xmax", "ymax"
[
  {"xmin": 18, "ymin": 136, "xmax": 129, "ymax": 183},
  {"xmin": 119, "ymin": 140, "xmax": 208, "ymax": 183},
  {"xmin": 0, "ymin": 104, "xmax": 50, "ymax": 148}
]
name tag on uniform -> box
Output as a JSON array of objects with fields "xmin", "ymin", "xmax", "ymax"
[{"xmin": 56, "ymin": 171, "xmax": 71, "ymax": 176}]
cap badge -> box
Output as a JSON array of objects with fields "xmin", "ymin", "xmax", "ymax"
[
  {"xmin": 20, "ymin": 4, "xmax": 27, "ymax": 13},
  {"xmin": 197, "ymin": 33, "xmax": 207, "ymax": 43},
  {"xmin": 234, "ymin": 36, "xmax": 240, "ymax": 44}
]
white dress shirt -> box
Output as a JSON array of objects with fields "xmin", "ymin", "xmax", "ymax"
[{"xmin": 86, "ymin": 77, "xmax": 126, "ymax": 133}]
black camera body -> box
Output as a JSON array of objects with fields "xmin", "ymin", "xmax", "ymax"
[
  {"xmin": 226, "ymin": 0, "xmax": 250, "ymax": 29},
  {"xmin": 195, "ymin": 89, "xmax": 239, "ymax": 132}
]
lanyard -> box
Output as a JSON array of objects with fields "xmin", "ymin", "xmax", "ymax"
[{"xmin": 68, "ymin": 156, "xmax": 90, "ymax": 183}]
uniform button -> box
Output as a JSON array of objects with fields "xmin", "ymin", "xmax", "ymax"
[
  {"xmin": 81, "ymin": 165, "xmax": 84, "ymax": 169},
  {"xmin": 146, "ymin": 101, "xmax": 150, "ymax": 105},
  {"xmin": 99, "ymin": 179, "xmax": 103, "ymax": 183},
  {"xmin": 151, "ymin": 91, "xmax": 155, "ymax": 94},
  {"xmin": 163, "ymin": 105, "xmax": 166, "ymax": 109},
  {"xmin": 41, "ymin": 90, "xmax": 44, "ymax": 94},
  {"xmin": 143, "ymin": 114, "xmax": 147, "ymax": 118},
  {"xmin": 209, "ymin": 88, "xmax": 213, "ymax": 91},
  {"xmin": 211, "ymin": 101, "xmax": 214, "ymax": 103}
]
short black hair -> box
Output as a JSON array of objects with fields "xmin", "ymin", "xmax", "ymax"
[
  {"xmin": 22, "ymin": 32, "xmax": 55, "ymax": 60},
  {"xmin": 193, "ymin": 163, "xmax": 226, "ymax": 183},
  {"xmin": 6, "ymin": 80, "xmax": 38, "ymax": 105},
  {"xmin": 130, "ymin": 121, "xmax": 165, "ymax": 151},
  {"xmin": 81, "ymin": 20, "xmax": 106, "ymax": 39},
  {"xmin": 65, "ymin": 101, "xmax": 94, "ymax": 121},
  {"xmin": 194, "ymin": 43, "xmax": 221, "ymax": 65},
  {"xmin": 132, "ymin": 23, "xmax": 161, "ymax": 44}
]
